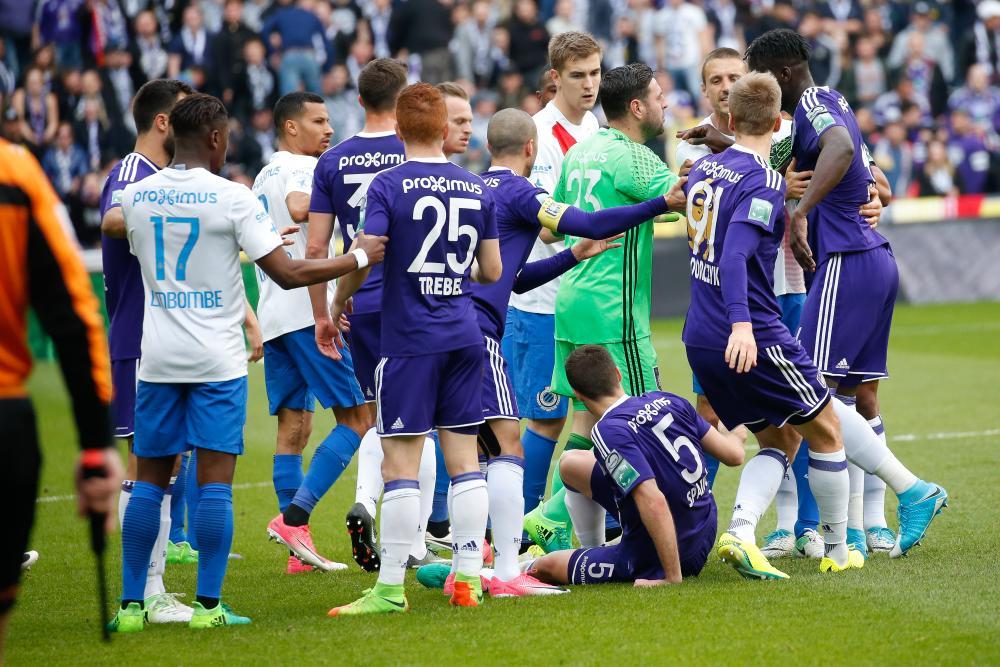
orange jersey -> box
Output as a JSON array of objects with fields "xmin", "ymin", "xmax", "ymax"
[{"xmin": 0, "ymin": 139, "xmax": 111, "ymax": 446}]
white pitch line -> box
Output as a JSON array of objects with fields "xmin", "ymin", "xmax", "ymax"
[{"xmin": 36, "ymin": 480, "xmax": 272, "ymax": 504}]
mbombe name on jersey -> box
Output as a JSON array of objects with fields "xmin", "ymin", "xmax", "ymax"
[
  {"xmin": 130, "ymin": 189, "xmax": 220, "ymax": 206},
  {"xmin": 150, "ymin": 288, "xmax": 224, "ymax": 309},
  {"xmin": 401, "ymin": 176, "xmax": 483, "ymax": 195},
  {"xmin": 338, "ymin": 151, "xmax": 404, "ymax": 170}
]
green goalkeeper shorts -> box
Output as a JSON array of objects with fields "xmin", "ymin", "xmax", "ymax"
[{"xmin": 552, "ymin": 338, "xmax": 661, "ymax": 410}]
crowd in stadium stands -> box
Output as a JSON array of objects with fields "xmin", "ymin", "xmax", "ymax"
[{"xmin": 2, "ymin": 0, "xmax": 998, "ymax": 247}]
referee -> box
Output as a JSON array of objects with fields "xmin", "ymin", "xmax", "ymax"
[{"xmin": 0, "ymin": 138, "xmax": 123, "ymax": 660}]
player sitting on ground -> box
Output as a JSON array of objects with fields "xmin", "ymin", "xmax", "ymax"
[
  {"xmin": 526, "ymin": 345, "xmax": 745, "ymax": 587},
  {"xmin": 104, "ymin": 93, "xmax": 385, "ymax": 632}
]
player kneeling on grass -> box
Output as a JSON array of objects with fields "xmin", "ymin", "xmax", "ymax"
[
  {"xmin": 526, "ymin": 345, "xmax": 745, "ymax": 587},
  {"xmin": 104, "ymin": 93, "xmax": 386, "ymax": 632}
]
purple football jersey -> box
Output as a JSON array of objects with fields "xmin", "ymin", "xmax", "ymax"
[
  {"xmin": 99, "ymin": 152, "xmax": 160, "ymax": 361},
  {"xmin": 472, "ymin": 167, "xmax": 546, "ymax": 340},
  {"xmin": 591, "ymin": 392, "xmax": 715, "ymax": 548},
  {"xmin": 310, "ymin": 131, "xmax": 405, "ymax": 314},
  {"xmin": 792, "ymin": 86, "xmax": 888, "ymax": 262},
  {"xmin": 681, "ymin": 146, "xmax": 788, "ymax": 351},
  {"xmin": 361, "ymin": 158, "xmax": 498, "ymax": 357}
]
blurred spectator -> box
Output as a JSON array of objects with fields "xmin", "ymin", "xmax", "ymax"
[
  {"xmin": 916, "ymin": 138, "xmax": 960, "ymax": 196},
  {"xmin": 816, "ymin": 0, "xmax": 862, "ymax": 36},
  {"xmin": 887, "ymin": 2, "xmax": 954, "ymax": 83},
  {"xmin": 506, "ymin": 0, "xmax": 550, "ymax": 78},
  {"xmin": 388, "ymin": 0, "xmax": 456, "ymax": 84},
  {"xmin": 131, "ymin": 10, "xmax": 168, "ymax": 81},
  {"xmin": 73, "ymin": 97, "xmax": 112, "ymax": 169},
  {"xmin": 841, "ymin": 36, "xmax": 887, "ymax": 108},
  {"xmin": 706, "ymin": 0, "xmax": 743, "ymax": 52},
  {"xmin": 959, "ymin": 0, "xmax": 1000, "ymax": 86},
  {"xmin": 947, "ymin": 109, "xmax": 991, "ymax": 195},
  {"xmin": 100, "ymin": 47, "xmax": 144, "ymax": 134},
  {"xmin": 200, "ymin": 0, "xmax": 226, "ymax": 33},
  {"xmin": 365, "ymin": 0, "xmax": 392, "ymax": 59},
  {"xmin": 230, "ymin": 37, "xmax": 278, "ymax": 122},
  {"xmin": 657, "ymin": 69, "xmax": 694, "ymax": 127},
  {"xmin": 11, "ymin": 66, "xmax": 58, "ymax": 158},
  {"xmin": 874, "ymin": 75, "xmax": 930, "ymax": 128},
  {"xmin": 799, "ymin": 9, "xmax": 840, "ymax": 88},
  {"xmin": 214, "ymin": 0, "xmax": 256, "ymax": 105},
  {"xmin": 893, "ymin": 31, "xmax": 948, "ymax": 118},
  {"xmin": 546, "ymin": 0, "xmax": 582, "ymax": 37},
  {"xmin": 72, "ymin": 170, "xmax": 104, "ymax": 247},
  {"xmin": 873, "ymin": 120, "xmax": 914, "ymax": 195},
  {"xmin": 168, "ymin": 5, "xmax": 212, "ymax": 83},
  {"xmin": 322, "ymin": 64, "xmax": 363, "ymax": 142},
  {"xmin": 249, "ymin": 107, "xmax": 276, "ymax": 164},
  {"xmin": 0, "ymin": 42, "xmax": 14, "ymax": 97},
  {"xmin": 653, "ymin": 0, "xmax": 711, "ymax": 101},
  {"xmin": 344, "ymin": 36, "xmax": 375, "ymax": 84},
  {"xmin": 453, "ymin": 0, "xmax": 498, "ymax": 86},
  {"xmin": 33, "ymin": 0, "xmax": 86, "ymax": 70},
  {"xmin": 41, "ymin": 121, "xmax": 87, "ymax": 200},
  {"xmin": 497, "ymin": 68, "xmax": 525, "ymax": 110},
  {"xmin": 225, "ymin": 116, "xmax": 263, "ymax": 175},
  {"xmin": 319, "ymin": 0, "xmax": 362, "ymax": 62},
  {"xmin": 87, "ymin": 0, "xmax": 129, "ymax": 64},
  {"xmin": 948, "ymin": 64, "xmax": 1000, "ymax": 136},
  {"xmin": 861, "ymin": 6, "xmax": 890, "ymax": 57},
  {"xmin": 261, "ymin": 0, "xmax": 328, "ymax": 95},
  {"xmin": 745, "ymin": 0, "xmax": 796, "ymax": 45},
  {"xmin": 54, "ymin": 67, "xmax": 82, "ymax": 122}
]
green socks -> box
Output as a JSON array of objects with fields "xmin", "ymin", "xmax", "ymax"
[{"xmin": 540, "ymin": 433, "xmax": 594, "ymax": 526}]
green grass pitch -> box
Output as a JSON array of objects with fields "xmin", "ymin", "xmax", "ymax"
[{"xmin": 8, "ymin": 302, "xmax": 1000, "ymax": 665}]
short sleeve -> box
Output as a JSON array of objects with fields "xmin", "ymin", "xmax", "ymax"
[
  {"xmin": 100, "ymin": 174, "xmax": 125, "ymax": 214},
  {"xmin": 613, "ymin": 142, "xmax": 678, "ymax": 201},
  {"xmin": 358, "ymin": 176, "xmax": 389, "ymax": 237},
  {"xmin": 284, "ymin": 164, "xmax": 314, "ymax": 198},
  {"xmin": 801, "ymin": 90, "xmax": 849, "ymax": 140},
  {"xmin": 511, "ymin": 178, "xmax": 546, "ymax": 230},
  {"xmin": 731, "ymin": 171, "xmax": 786, "ymax": 232},
  {"xmin": 592, "ymin": 420, "xmax": 655, "ymax": 496},
  {"xmin": 231, "ymin": 188, "xmax": 283, "ymax": 261},
  {"xmin": 673, "ymin": 395, "xmax": 712, "ymax": 440},
  {"xmin": 481, "ymin": 190, "xmax": 499, "ymax": 240},
  {"xmin": 530, "ymin": 136, "xmax": 560, "ymax": 196},
  {"xmin": 309, "ymin": 156, "xmax": 334, "ymax": 214}
]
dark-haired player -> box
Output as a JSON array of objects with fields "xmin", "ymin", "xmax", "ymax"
[
  {"xmin": 744, "ymin": 29, "xmax": 945, "ymax": 558},
  {"xmin": 104, "ymin": 93, "xmax": 385, "ymax": 631},
  {"xmin": 99, "ymin": 78, "xmax": 199, "ymax": 624},
  {"xmin": 256, "ymin": 92, "xmax": 369, "ymax": 575},
  {"xmin": 526, "ymin": 345, "xmax": 745, "ymax": 587}
]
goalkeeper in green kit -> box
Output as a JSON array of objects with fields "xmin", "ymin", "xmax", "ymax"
[{"xmin": 524, "ymin": 63, "xmax": 688, "ymax": 551}]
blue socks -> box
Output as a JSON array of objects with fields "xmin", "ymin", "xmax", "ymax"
[
  {"xmin": 272, "ymin": 454, "xmax": 303, "ymax": 513},
  {"xmin": 185, "ymin": 449, "xmax": 200, "ymax": 550},
  {"xmin": 430, "ymin": 433, "xmax": 451, "ymax": 524},
  {"xmin": 521, "ymin": 428, "xmax": 556, "ymax": 515},
  {"xmin": 122, "ymin": 482, "xmax": 164, "ymax": 603},
  {"xmin": 704, "ymin": 452, "xmax": 721, "ymax": 488},
  {"xmin": 194, "ymin": 483, "xmax": 233, "ymax": 601},
  {"xmin": 169, "ymin": 453, "xmax": 190, "ymax": 543},
  {"xmin": 290, "ymin": 425, "xmax": 361, "ymax": 515},
  {"xmin": 793, "ymin": 441, "xmax": 820, "ymax": 537}
]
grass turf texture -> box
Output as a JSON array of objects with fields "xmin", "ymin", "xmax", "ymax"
[{"xmin": 9, "ymin": 302, "xmax": 1000, "ymax": 665}]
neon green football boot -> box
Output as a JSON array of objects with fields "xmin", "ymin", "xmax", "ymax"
[
  {"xmin": 328, "ymin": 583, "xmax": 409, "ymax": 617},
  {"xmin": 523, "ymin": 505, "xmax": 572, "ymax": 553},
  {"xmin": 819, "ymin": 545, "xmax": 866, "ymax": 573},
  {"xmin": 167, "ymin": 540, "xmax": 199, "ymax": 564},
  {"xmin": 107, "ymin": 602, "xmax": 145, "ymax": 633},
  {"xmin": 188, "ymin": 601, "xmax": 251, "ymax": 628},
  {"xmin": 717, "ymin": 532, "xmax": 790, "ymax": 580}
]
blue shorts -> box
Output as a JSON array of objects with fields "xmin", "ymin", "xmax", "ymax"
[
  {"xmin": 501, "ymin": 307, "xmax": 567, "ymax": 420},
  {"xmin": 376, "ymin": 345, "xmax": 484, "ymax": 437},
  {"xmin": 687, "ymin": 336, "xmax": 831, "ymax": 433},
  {"xmin": 345, "ymin": 311, "xmax": 381, "ymax": 402},
  {"xmin": 111, "ymin": 358, "xmax": 139, "ymax": 438},
  {"xmin": 797, "ymin": 247, "xmax": 897, "ymax": 381},
  {"xmin": 566, "ymin": 464, "xmax": 716, "ymax": 583},
  {"xmin": 134, "ymin": 377, "xmax": 248, "ymax": 457},
  {"xmin": 263, "ymin": 325, "xmax": 366, "ymax": 416},
  {"xmin": 692, "ymin": 293, "xmax": 808, "ymax": 396},
  {"xmin": 482, "ymin": 334, "xmax": 518, "ymax": 420}
]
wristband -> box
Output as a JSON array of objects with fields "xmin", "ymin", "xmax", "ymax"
[{"xmin": 350, "ymin": 248, "xmax": 369, "ymax": 269}]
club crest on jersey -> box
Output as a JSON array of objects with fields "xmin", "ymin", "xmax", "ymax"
[{"xmin": 536, "ymin": 389, "xmax": 561, "ymax": 411}]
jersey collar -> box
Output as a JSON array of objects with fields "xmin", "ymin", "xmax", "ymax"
[
  {"xmin": 599, "ymin": 393, "xmax": 630, "ymax": 421},
  {"xmin": 408, "ymin": 156, "xmax": 449, "ymax": 163},
  {"xmin": 357, "ymin": 130, "xmax": 397, "ymax": 138}
]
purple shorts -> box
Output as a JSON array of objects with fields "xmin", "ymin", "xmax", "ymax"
[
  {"xmin": 566, "ymin": 465, "xmax": 716, "ymax": 584},
  {"xmin": 375, "ymin": 344, "xmax": 485, "ymax": 437},
  {"xmin": 482, "ymin": 335, "xmax": 518, "ymax": 421},
  {"xmin": 686, "ymin": 337, "xmax": 831, "ymax": 433},
  {"xmin": 346, "ymin": 311, "xmax": 381, "ymax": 402},
  {"xmin": 797, "ymin": 246, "xmax": 897, "ymax": 381},
  {"xmin": 111, "ymin": 358, "xmax": 139, "ymax": 438}
]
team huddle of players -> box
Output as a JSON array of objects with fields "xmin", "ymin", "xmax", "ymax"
[{"xmin": 99, "ymin": 28, "xmax": 948, "ymax": 630}]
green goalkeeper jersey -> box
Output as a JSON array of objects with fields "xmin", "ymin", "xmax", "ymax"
[{"xmin": 553, "ymin": 127, "xmax": 678, "ymax": 345}]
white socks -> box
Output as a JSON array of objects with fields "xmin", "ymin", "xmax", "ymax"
[
  {"xmin": 450, "ymin": 473, "xmax": 489, "ymax": 578},
  {"xmin": 831, "ymin": 397, "xmax": 917, "ymax": 494},
  {"xmin": 409, "ymin": 437, "xmax": 437, "ymax": 560},
  {"xmin": 864, "ymin": 415, "xmax": 889, "ymax": 529},
  {"xmin": 774, "ymin": 466, "xmax": 798, "ymax": 534},
  {"xmin": 848, "ymin": 463, "xmax": 864, "ymax": 532},
  {"xmin": 727, "ymin": 448, "xmax": 788, "ymax": 542},
  {"xmin": 565, "ymin": 489, "xmax": 604, "ymax": 547},
  {"xmin": 354, "ymin": 427, "xmax": 384, "ymax": 517},
  {"xmin": 807, "ymin": 449, "xmax": 849, "ymax": 564},
  {"xmin": 487, "ymin": 456, "xmax": 525, "ymax": 581},
  {"xmin": 377, "ymin": 481, "xmax": 421, "ymax": 586}
]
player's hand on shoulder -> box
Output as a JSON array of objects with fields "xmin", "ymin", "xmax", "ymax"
[
  {"xmin": 678, "ymin": 159, "xmax": 693, "ymax": 178},
  {"xmin": 860, "ymin": 186, "xmax": 882, "ymax": 229},
  {"xmin": 725, "ymin": 322, "xmax": 757, "ymax": 374},
  {"xmin": 789, "ymin": 210, "xmax": 816, "ymax": 272},
  {"xmin": 278, "ymin": 225, "xmax": 300, "ymax": 246},
  {"xmin": 664, "ymin": 176, "xmax": 688, "ymax": 213},
  {"xmin": 571, "ymin": 234, "xmax": 623, "ymax": 261},
  {"xmin": 784, "ymin": 158, "xmax": 813, "ymax": 201},
  {"xmin": 354, "ymin": 231, "xmax": 388, "ymax": 265}
]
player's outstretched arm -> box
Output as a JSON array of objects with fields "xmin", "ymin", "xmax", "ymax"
[
  {"xmin": 255, "ymin": 232, "xmax": 386, "ymax": 290},
  {"xmin": 535, "ymin": 194, "xmax": 679, "ymax": 240},
  {"xmin": 675, "ymin": 124, "xmax": 734, "ymax": 154},
  {"xmin": 512, "ymin": 234, "xmax": 623, "ymax": 294},
  {"xmin": 700, "ymin": 426, "xmax": 746, "ymax": 467},
  {"xmin": 632, "ymin": 480, "xmax": 683, "ymax": 586}
]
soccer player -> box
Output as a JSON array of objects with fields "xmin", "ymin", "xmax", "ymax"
[
  {"xmin": 255, "ymin": 91, "xmax": 373, "ymax": 574},
  {"xmin": 327, "ymin": 83, "xmax": 502, "ymax": 615},
  {"xmin": 104, "ymin": 93, "xmax": 386, "ymax": 632},
  {"xmin": 525, "ymin": 62, "xmax": 680, "ymax": 552},
  {"xmin": 99, "ymin": 79, "xmax": 203, "ymax": 623},
  {"xmin": 681, "ymin": 71, "xmax": 944, "ymax": 580},
  {"xmin": 746, "ymin": 29, "xmax": 924, "ymax": 558},
  {"xmin": 507, "ymin": 32, "xmax": 602, "ymax": 532},
  {"xmin": 527, "ymin": 345, "xmax": 745, "ymax": 587},
  {"xmin": 0, "ymin": 137, "xmax": 123, "ymax": 663}
]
